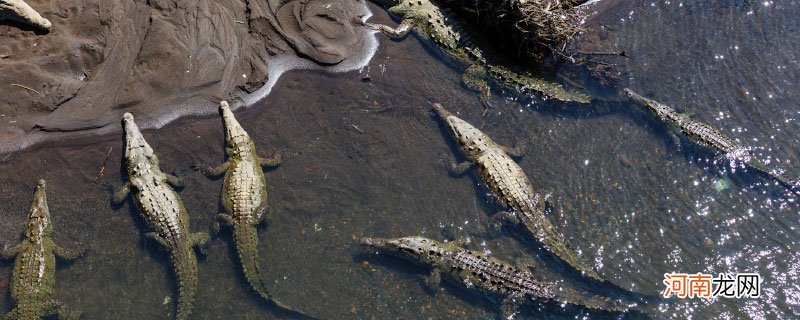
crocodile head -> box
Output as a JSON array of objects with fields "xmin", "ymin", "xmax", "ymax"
[
  {"xmin": 219, "ymin": 101, "xmax": 252, "ymax": 155},
  {"xmin": 360, "ymin": 236, "xmax": 447, "ymax": 264},
  {"xmin": 26, "ymin": 179, "xmax": 51, "ymax": 240},
  {"xmin": 624, "ymin": 88, "xmax": 673, "ymax": 118},
  {"xmin": 432, "ymin": 103, "xmax": 491, "ymax": 156},
  {"xmin": 122, "ymin": 113, "xmax": 159, "ymax": 172}
]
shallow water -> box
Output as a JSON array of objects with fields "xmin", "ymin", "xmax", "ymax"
[{"xmin": 1, "ymin": 1, "xmax": 799, "ymax": 319}]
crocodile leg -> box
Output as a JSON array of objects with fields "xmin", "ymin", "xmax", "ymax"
[
  {"xmin": 500, "ymin": 141, "xmax": 526, "ymax": 158},
  {"xmin": 492, "ymin": 211, "xmax": 521, "ymax": 225},
  {"xmin": 164, "ymin": 173, "xmax": 185, "ymax": 189},
  {"xmin": 514, "ymin": 256, "xmax": 536, "ymax": 271},
  {"xmin": 450, "ymin": 237, "xmax": 470, "ymax": 247},
  {"xmin": 254, "ymin": 203, "xmax": 271, "ymax": 223},
  {"xmin": 500, "ymin": 295, "xmax": 521, "ymax": 320},
  {"xmin": 190, "ymin": 232, "xmax": 210, "ymax": 247},
  {"xmin": 212, "ymin": 213, "xmax": 234, "ymax": 236},
  {"xmin": 363, "ymin": 19, "xmax": 414, "ymax": 38},
  {"xmin": 218, "ymin": 213, "xmax": 234, "ymax": 227},
  {"xmin": 258, "ymin": 153, "xmax": 282, "ymax": 168},
  {"xmin": 488, "ymin": 211, "xmax": 519, "ymax": 235},
  {"xmin": 110, "ymin": 182, "xmax": 130, "ymax": 205},
  {"xmin": 463, "ymin": 64, "xmax": 493, "ymax": 108},
  {"xmin": 448, "ymin": 161, "xmax": 474, "ymax": 176},
  {"xmin": 668, "ymin": 131, "xmax": 682, "ymax": 150},
  {"xmin": 51, "ymin": 242, "xmax": 82, "ymax": 261},
  {"xmin": 0, "ymin": 243, "xmax": 21, "ymax": 260},
  {"xmin": 190, "ymin": 232, "xmax": 210, "ymax": 256},
  {"xmin": 425, "ymin": 267, "xmax": 442, "ymax": 293},
  {"xmin": 145, "ymin": 232, "xmax": 170, "ymax": 249},
  {"xmin": 42, "ymin": 299, "xmax": 80, "ymax": 320},
  {"xmin": 194, "ymin": 161, "xmax": 229, "ymax": 177}
]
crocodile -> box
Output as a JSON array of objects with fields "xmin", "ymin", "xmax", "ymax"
[
  {"xmin": 195, "ymin": 101, "xmax": 287, "ymax": 306},
  {"xmin": 0, "ymin": 0, "xmax": 52, "ymax": 30},
  {"xmin": 360, "ymin": 236, "xmax": 629, "ymax": 317},
  {"xmin": 1, "ymin": 179, "xmax": 81, "ymax": 320},
  {"xmin": 625, "ymin": 88, "xmax": 798, "ymax": 190},
  {"xmin": 111, "ymin": 112, "xmax": 209, "ymax": 320},
  {"xmin": 432, "ymin": 102, "xmax": 603, "ymax": 281},
  {"xmin": 362, "ymin": 0, "xmax": 590, "ymax": 104}
]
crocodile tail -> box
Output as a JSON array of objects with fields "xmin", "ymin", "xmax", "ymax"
[
  {"xmin": 232, "ymin": 225, "xmax": 320, "ymax": 319},
  {"xmin": 487, "ymin": 64, "xmax": 591, "ymax": 103},
  {"xmin": 5, "ymin": 307, "xmax": 20, "ymax": 320},
  {"xmin": 519, "ymin": 210, "xmax": 603, "ymax": 281},
  {"xmin": 747, "ymin": 158, "xmax": 798, "ymax": 190},
  {"xmin": 556, "ymin": 287, "xmax": 631, "ymax": 313},
  {"xmin": 232, "ymin": 224, "xmax": 272, "ymax": 301},
  {"xmin": 171, "ymin": 242, "xmax": 198, "ymax": 320}
]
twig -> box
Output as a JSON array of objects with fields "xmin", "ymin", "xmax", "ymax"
[
  {"xmin": 11, "ymin": 83, "xmax": 41, "ymax": 94},
  {"xmin": 94, "ymin": 146, "xmax": 114, "ymax": 182},
  {"xmin": 234, "ymin": 20, "xmax": 245, "ymax": 24},
  {"xmin": 576, "ymin": 50, "xmax": 628, "ymax": 57},
  {"xmin": 351, "ymin": 124, "xmax": 365, "ymax": 134}
]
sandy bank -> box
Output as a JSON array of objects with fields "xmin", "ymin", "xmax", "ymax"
[{"xmin": 0, "ymin": 0, "xmax": 377, "ymax": 157}]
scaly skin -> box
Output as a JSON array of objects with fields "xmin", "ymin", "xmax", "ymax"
[
  {"xmin": 0, "ymin": 0, "xmax": 52, "ymax": 30},
  {"xmin": 111, "ymin": 113, "xmax": 209, "ymax": 320},
  {"xmin": 363, "ymin": 0, "xmax": 590, "ymax": 104},
  {"xmin": 625, "ymin": 88, "xmax": 798, "ymax": 189},
  {"xmin": 195, "ymin": 101, "xmax": 286, "ymax": 306},
  {"xmin": 433, "ymin": 103, "xmax": 603, "ymax": 281},
  {"xmin": 1, "ymin": 180, "xmax": 80, "ymax": 320},
  {"xmin": 361, "ymin": 236, "xmax": 629, "ymax": 317}
]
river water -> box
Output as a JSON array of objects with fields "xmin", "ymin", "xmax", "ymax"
[{"xmin": 1, "ymin": 0, "xmax": 798, "ymax": 319}]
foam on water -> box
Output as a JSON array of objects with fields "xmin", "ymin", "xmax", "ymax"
[{"xmin": 240, "ymin": 12, "xmax": 380, "ymax": 110}]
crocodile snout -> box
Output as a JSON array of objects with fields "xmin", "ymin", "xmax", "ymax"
[
  {"xmin": 359, "ymin": 237, "xmax": 389, "ymax": 249},
  {"xmin": 431, "ymin": 102, "xmax": 453, "ymax": 120},
  {"xmin": 219, "ymin": 100, "xmax": 231, "ymax": 114}
]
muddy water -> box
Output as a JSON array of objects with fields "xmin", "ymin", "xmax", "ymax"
[{"xmin": 1, "ymin": 1, "xmax": 799, "ymax": 319}]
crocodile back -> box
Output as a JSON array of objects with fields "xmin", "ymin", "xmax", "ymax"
[
  {"xmin": 446, "ymin": 250, "xmax": 555, "ymax": 298},
  {"xmin": 10, "ymin": 241, "xmax": 56, "ymax": 318},
  {"xmin": 131, "ymin": 175, "xmax": 191, "ymax": 247},
  {"xmin": 681, "ymin": 119, "xmax": 738, "ymax": 153},
  {"xmin": 222, "ymin": 148, "xmax": 268, "ymax": 224},
  {"xmin": 443, "ymin": 246, "xmax": 624, "ymax": 311},
  {"xmin": 476, "ymin": 149, "xmax": 541, "ymax": 213}
]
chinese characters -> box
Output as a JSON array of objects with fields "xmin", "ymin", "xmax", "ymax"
[{"xmin": 663, "ymin": 273, "xmax": 760, "ymax": 298}]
